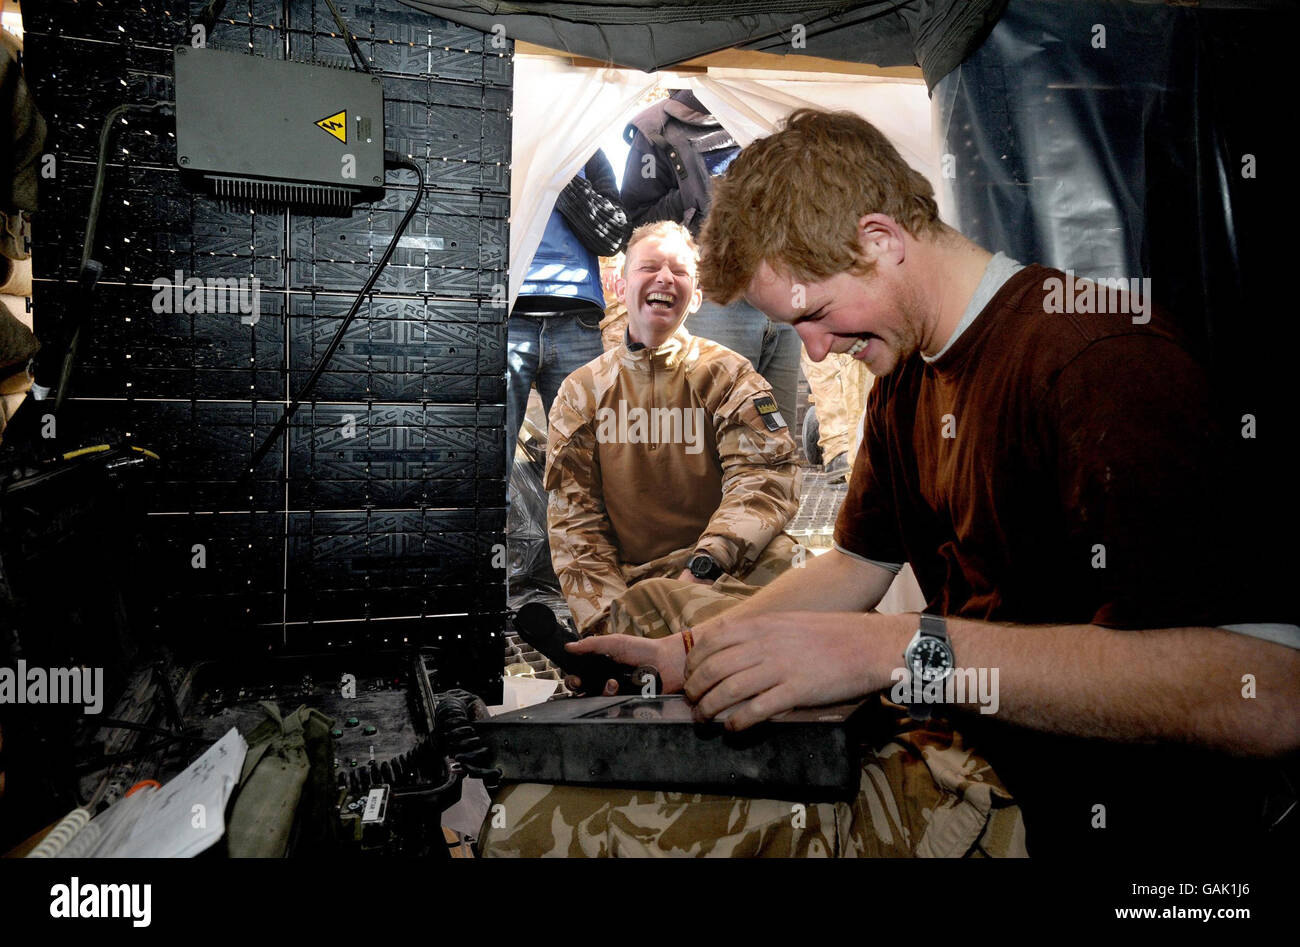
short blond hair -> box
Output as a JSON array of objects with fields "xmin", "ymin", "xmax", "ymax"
[
  {"xmin": 699, "ymin": 108, "xmax": 944, "ymax": 303},
  {"xmin": 622, "ymin": 221, "xmax": 699, "ymax": 277}
]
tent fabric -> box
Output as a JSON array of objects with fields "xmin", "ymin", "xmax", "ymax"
[
  {"xmin": 398, "ymin": 0, "xmax": 1009, "ymax": 90},
  {"xmin": 509, "ymin": 61, "xmax": 935, "ymax": 311},
  {"xmin": 507, "ymin": 58, "xmax": 658, "ymax": 305},
  {"xmin": 690, "ymin": 71, "xmax": 936, "ymax": 190}
]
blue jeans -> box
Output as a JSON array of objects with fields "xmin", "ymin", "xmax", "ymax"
[
  {"xmin": 686, "ymin": 298, "xmax": 801, "ymax": 426},
  {"xmin": 506, "ymin": 309, "xmax": 607, "ymax": 456}
]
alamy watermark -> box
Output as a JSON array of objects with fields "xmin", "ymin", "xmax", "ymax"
[
  {"xmin": 889, "ymin": 665, "xmax": 1000, "ymax": 715},
  {"xmin": 594, "ymin": 401, "xmax": 707, "ymax": 455},
  {"xmin": 0, "ymin": 661, "xmax": 104, "ymax": 714},
  {"xmin": 151, "ymin": 269, "xmax": 261, "ymax": 325},
  {"xmin": 50, "ymin": 878, "xmax": 151, "ymax": 927},
  {"xmin": 1043, "ymin": 271, "xmax": 1150, "ymax": 324}
]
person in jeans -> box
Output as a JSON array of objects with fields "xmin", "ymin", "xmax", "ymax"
[
  {"xmin": 620, "ymin": 90, "xmax": 800, "ymax": 429},
  {"xmin": 506, "ymin": 149, "xmax": 631, "ymax": 460}
]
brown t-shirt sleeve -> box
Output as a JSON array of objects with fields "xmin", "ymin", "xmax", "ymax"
[
  {"xmin": 1052, "ymin": 334, "xmax": 1223, "ymax": 629},
  {"xmin": 833, "ymin": 378, "xmax": 908, "ymax": 566}
]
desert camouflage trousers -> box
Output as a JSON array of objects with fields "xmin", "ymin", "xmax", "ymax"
[
  {"xmin": 801, "ymin": 348, "xmax": 873, "ymax": 468},
  {"xmin": 478, "ymin": 714, "xmax": 1026, "ymax": 857}
]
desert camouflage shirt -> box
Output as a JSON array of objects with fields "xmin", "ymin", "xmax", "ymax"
[{"xmin": 545, "ymin": 326, "xmax": 801, "ymax": 635}]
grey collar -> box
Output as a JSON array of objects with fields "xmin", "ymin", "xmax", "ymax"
[{"xmin": 922, "ymin": 252, "xmax": 1024, "ymax": 363}]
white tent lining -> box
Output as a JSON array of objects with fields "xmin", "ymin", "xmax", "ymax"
[{"xmin": 510, "ymin": 57, "xmax": 940, "ymax": 310}]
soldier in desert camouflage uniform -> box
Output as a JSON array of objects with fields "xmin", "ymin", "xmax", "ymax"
[
  {"xmin": 800, "ymin": 347, "xmax": 873, "ymax": 478},
  {"xmin": 544, "ymin": 221, "xmax": 801, "ymax": 641}
]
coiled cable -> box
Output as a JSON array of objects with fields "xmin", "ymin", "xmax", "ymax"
[{"xmin": 27, "ymin": 807, "xmax": 91, "ymax": 858}]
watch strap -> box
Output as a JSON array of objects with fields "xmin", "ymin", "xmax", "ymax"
[
  {"xmin": 918, "ymin": 612, "xmax": 948, "ymax": 643},
  {"xmin": 902, "ymin": 613, "xmax": 951, "ymax": 721}
]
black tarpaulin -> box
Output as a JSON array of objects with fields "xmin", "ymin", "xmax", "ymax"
[
  {"xmin": 935, "ymin": 0, "xmax": 1298, "ymax": 621},
  {"xmin": 397, "ymin": 0, "xmax": 1009, "ymax": 89}
]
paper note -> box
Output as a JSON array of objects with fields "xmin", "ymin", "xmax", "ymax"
[
  {"xmin": 488, "ymin": 675, "xmax": 559, "ymax": 715},
  {"xmin": 68, "ymin": 727, "xmax": 248, "ymax": 858}
]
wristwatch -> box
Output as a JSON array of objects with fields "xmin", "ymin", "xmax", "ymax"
[
  {"xmin": 901, "ymin": 613, "xmax": 956, "ymax": 721},
  {"xmin": 686, "ymin": 552, "xmax": 724, "ymax": 581}
]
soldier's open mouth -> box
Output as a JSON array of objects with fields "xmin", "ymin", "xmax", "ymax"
[{"xmin": 646, "ymin": 292, "xmax": 676, "ymax": 311}]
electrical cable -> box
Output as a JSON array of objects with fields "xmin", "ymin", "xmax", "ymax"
[
  {"xmin": 74, "ymin": 732, "xmax": 204, "ymax": 772},
  {"xmin": 197, "ymin": 0, "xmax": 229, "ymax": 40},
  {"xmin": 199, "ymin": 0, "xmax": 369, "ymax": 74},
  {"xmin": 338, "ymin": 689, "xmax": 499, "ymax": 797},
  {"xmin": 323, "ymin": 0, "xmax": 374, "ymax": 74},
  {"xmin": 94, "ymin": 717, "xmax": 201, "ymax": 740},
  {"xmin": 26, "ymin": 807, "xmax": 92, "ymax": 858},
  {"xmin": 433, "ymin": 688, "xmax": 500, "ymax": 786},
  {"xmin": 51, "ymin": 100, "xmax": 173, "ymax": 416},
  {"xmin": 245, "ymin": 155, "xmax": 423, "ymax": 476},
  {"xmin": 60, "ymin": 444, "xmax": 160, "ymax": 462}
]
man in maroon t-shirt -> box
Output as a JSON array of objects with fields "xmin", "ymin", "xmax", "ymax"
[{"xmin": 572, "ymin": 108, "xmax": 1299, "ymax": 855}]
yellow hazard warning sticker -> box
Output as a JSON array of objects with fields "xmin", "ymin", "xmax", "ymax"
[{"xmin": 315, "ymin": 110, "xmax": 347, "ymax": 143}]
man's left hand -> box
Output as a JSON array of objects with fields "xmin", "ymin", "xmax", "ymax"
[{"xmin": 683, "ymin": 611, "xmax": 901, "ymax": 730}]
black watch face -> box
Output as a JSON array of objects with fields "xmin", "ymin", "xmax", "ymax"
[
  {"xmin": 690, "ymin": 556, "xmax": 714, "ymax": 579},
  {"xmin": 910, "ymin": 638, "xmax": 955, "ymax": 682}
]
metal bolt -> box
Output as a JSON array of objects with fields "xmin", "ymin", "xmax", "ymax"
[
  {"xmin": 179, "ymin": 156, "xmax": 190, "ymax": 165},
  {"xmin": 372, "ymin": 175, "xmax": 381, "ymax": 183}
]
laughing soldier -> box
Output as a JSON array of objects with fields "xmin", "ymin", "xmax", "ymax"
[{"xmin": 542, "ymin": 221, "xmax": 801, "ymax": 671}]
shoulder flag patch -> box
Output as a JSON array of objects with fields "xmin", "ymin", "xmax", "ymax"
[
  {"xmin": 752, "ymin": 395, "xmax": 787, "ymax": 431},
  {"xmin": 315, "ymin": 109, "xmax": 347, "ymax": 143}
]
